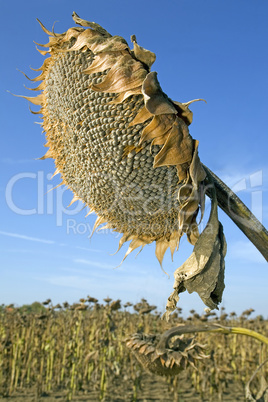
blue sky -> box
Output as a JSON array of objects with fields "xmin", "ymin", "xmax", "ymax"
[{"xmin": 1, "ymin": 0, "xmax": 267, "ymax": 317}]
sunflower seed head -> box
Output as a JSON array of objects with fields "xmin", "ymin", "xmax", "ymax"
[{"xmin": 125, "ymin": 332, "xmax": 207, "ymax": 376}]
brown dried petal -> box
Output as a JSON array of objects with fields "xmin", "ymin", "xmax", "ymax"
[
  {"xmin": 139, "ymin": 344, "xmax": 149, "ymax": 354},
  {"xmin": 67, "ymin": 29, "xmax": 101, "ymax": 52},
  {"xmin": 189, "ymin": 141, "xmax": 207, "ymax": 185},
  {"xmin": 110, "ymin": 88, "xmax": 142, "ymax": 103},
  {"xmin": 144, "ymin": 345, "xmax": 155, "ymax": 355},
  {"xmin": 153, "ymin": 118, "xmax": 193, "ymax": 169},
  {"xmin": 72, "ymin": 12, "xmax": 112, "ymax": 37},
  {"xmin": 83, "ymin": 52, "xmax": 117, "ymax": 75},
  {"xmin": 142, "ymin": 72, "xmax": 178, "ymax": 115},
  {"xmin": 121, "ymin": 238, "xmax": 149, "ymax": 264},
  {"xmin": 155, "ymin": 238, "xmax": 170, "ymax": 267},
  {"xmin": 140, "ymin": 115, "xmax": 175, "ymax": 144},
  {"xmin": 125, "ymin": 340, "xmax": 135, "ymax": 348},
  {"xmin": 90, "ymin": 36, "xmax": 129, "ymax": 54},
  {"xmin": 91, "ymin": 56, "xmax": 146, "ymax": 93},
  {"xmin": 172, "ymin": 351, "xmax": 183, "ymax": 365},
  {"xmin": 131, "ymin": 35, "xmax": 156, "ymax": 69},
  {"xmin": 61, "ymin": 27, "xmax": 85, "ymax": 44},
  {"xmin": 151, "ymin": 351, "xmax": 160, "ymax": 362},
  {"xmin": 128, "ymin": 105, "xmax": 153, "ymax": 127},
  {"xmin": 133, "ymin": 342, "xmax": 142, "ymax": 350}
]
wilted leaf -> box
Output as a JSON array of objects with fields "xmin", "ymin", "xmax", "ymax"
[{"xmin": 164, "ymin": 188, "xmax": 226, "ymax": 319}]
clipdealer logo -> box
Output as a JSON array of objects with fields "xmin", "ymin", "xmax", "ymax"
[
  {"xmin": 5, "ymin": 171, "xmax": 84, "ymax": 227},
  {"xmin": 4, "ymin": 169, "xmax": 264, "ymax": 235}
]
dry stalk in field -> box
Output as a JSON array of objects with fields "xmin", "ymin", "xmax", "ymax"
[{"xmin": 18, "ymin": 12, "xmax": 268, "ymax": 314}]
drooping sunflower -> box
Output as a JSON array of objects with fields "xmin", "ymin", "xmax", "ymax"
[{"xmin": 19, "ymin": 13, "xmax": 267, "ymax": 315}]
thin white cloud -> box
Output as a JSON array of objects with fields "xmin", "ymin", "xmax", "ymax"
[
  {"xmin": 59, "ymin": 267, "xmax": 94, "ymax": 275},
  {"xmin": 0, "ymin": 230, "xmax": 55, "ymax": 245},
  {"xmin": 1, "ymin": 157, "xmax": 34, "ymax": 165},
  {"xmin": 75, "ymin": 246, "xmax": 103, "ymax": 253},
  {"xmin": 40, "ymin": 271, "xmax": 172, "ymax": 301},
  {"xmin": 73, "ymin": 258, "xmax": 116, "ymax": 270},
  {"xmin": 6, "ymin": 248, "xmax": 50, "ymax": 255},
  {"xmin": 72, "ymin": 256, "xmax": 159, "ymax": 274}
]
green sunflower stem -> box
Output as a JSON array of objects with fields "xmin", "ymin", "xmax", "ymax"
[
  {"xmin": 202, "ymin": 164, "xmax": 268, "ymax": 262},
  {"xmin": 156, "ymin": 324, "xmax": 268, "ymax": 352},
  {"xmin": 208, "ymin": 326, "xmax": 268, "ymax": 345}
]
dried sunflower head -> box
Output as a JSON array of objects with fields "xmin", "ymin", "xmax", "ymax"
[
  {"xmin": 20, "ymin": 12, "xmax": 227, "ymax": 312},
  {"xmin": 125, "ymin": 331, "xmax": 207, "ymax": 376}
]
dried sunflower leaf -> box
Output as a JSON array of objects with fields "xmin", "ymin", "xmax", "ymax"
[
  {"xmin": 184, "ymin": 221, "xmax": 226, "ymax": 309},
  {"xmin": 164, "ymin": 189, "xmax": 226, "ymax": 318}
]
